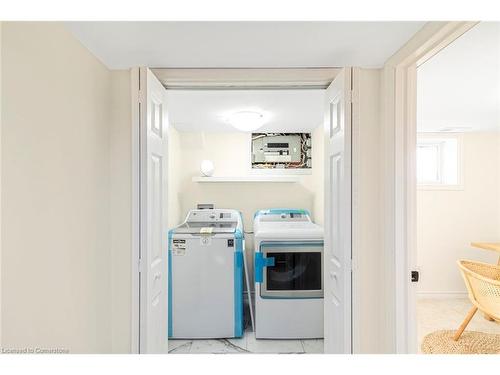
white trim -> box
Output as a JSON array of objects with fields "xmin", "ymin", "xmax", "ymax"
[
  {"xmin": 0, "ymin": 21, "xmax": 3, "ymax": 346},
  {"xmin": 130, "ymin": 67, "xmax": 140, "ymax": 354},
  {"xmin": 381, "ymin": 21, "xmax": 477, "ymax": 354},
  {"xmin": 350, "ymin": 67, "xmax": 361, "ymax": 354},
  {"xmin": 417, "ymin": 292, "xmax": 468, "ymax": 299},
  {"xmin": 151, "ymin": 67, "xmax": 340, "ymax": 89}
]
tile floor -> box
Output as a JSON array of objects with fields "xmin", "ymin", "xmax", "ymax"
[
  {"xmin": 168, "ymin": 330, "xmax": 323, "ymax": 354},
  {"xmin": 168, "ymin": 302, "xmax": 324, "ymax": 354},
  {"xmin": 168, "ymin": 332, "xmax": 323, "ymax": 354},
  {"xmin": 417, "ymin": 297, "xmax": 500, "ymax": 353}
]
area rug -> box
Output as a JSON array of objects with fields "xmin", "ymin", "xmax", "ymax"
[{"xmin": 421, "ymin": 330, "xmax": 500, "ymax": 354}]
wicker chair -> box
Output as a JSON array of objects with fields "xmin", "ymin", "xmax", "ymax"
[{"xmin": 454, "ymin": 260, "xmax": 500, "ymax": 341}]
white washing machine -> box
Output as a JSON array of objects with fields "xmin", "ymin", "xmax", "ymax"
[
  {"xmin": 168, "ymin": 208, "xmax": 244, "ymax": 339},
  {"xmin": 254, "ymin": 209, "xmax": 324, "ymax": 339}
]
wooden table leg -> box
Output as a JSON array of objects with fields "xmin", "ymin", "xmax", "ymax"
[{"xmin": 454, "ymin": 306, "xmax": 478, "ymax": 341}]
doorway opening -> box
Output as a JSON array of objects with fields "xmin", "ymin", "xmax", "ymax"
[
  {"xmin": 416, "ymin": 23, "xmax": 500, "ymax": 352},
  {"xmin": 131, "ymin": 67, "xmax": 355, "ymax": 354},
  {"xmin": 166, "ymin": 87, "xmax": 325, "ymax": 354},
  {"xmin": 414, "ymin": 22, "xmax": 500, "ymax": 352}
]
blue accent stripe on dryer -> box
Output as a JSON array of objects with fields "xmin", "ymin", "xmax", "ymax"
[{"xmin": 254, "ymin": 252, "xmax": 275, "ymax": 283}]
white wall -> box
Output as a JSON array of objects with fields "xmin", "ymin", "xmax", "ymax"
[
  {"xmin": 1, "ymin": 22, "xmax": 131, "ymax": 353},
  {"xmin": 109, "ymin": 70, "xmax": 132, "ymax": 353},
  {"xmin": 168, "ymin": 130, "xmax": 324, "ymax": 288},
  {"xmin": 167, "ymin": 125, "xmax": 183, "ymax": 228},
  {"xmin": 302, "ymin": 125, "xmax": 324, "ymax": 226},
  {"xmin": 417, "ymin": 132, "xmax": 500, "ymax": 296},
  {"xmin": 352, "ymin": 68, "xmax": 384, "ymax": 353}
]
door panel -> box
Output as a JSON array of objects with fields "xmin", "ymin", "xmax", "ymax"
[
  {"xmin": 151, "ymin": 153, "xmax": 162, "ymax": 260},
  {"xmin": 329, "ymin": 97, "xmax": 343, "ymax": 137},
  {"xmin": 323, "ymin": 68, "xmax": 352, "ymax": 354},
  {"xmin": 140, "ymin": 68, "xmax": 169, "ymax": 353},
  {"xmin": 260, "ymin": 243, "xmax": 323, "ymax": 299},
  {"xmin": 330, "ymin": 154, "xmax": 341, "ymax": 262},
  {"xmin": 151, "ymin": 100, "xmax": 163, "ymax": 136}
]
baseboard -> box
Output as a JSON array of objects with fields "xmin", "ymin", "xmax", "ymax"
[{"xmin": 417, "ymin": 291, "xmax": 468, "ymax": 299}]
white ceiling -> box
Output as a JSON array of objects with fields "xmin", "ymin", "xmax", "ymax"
[
  {"xmin": 65, "ymin": 21, "xmax": 425, "ymax": 69},
  {"xmin": 166, "ymin": 89, "xmax": 324, "ymax": 132},
  {"xmin": 417, "ymin": 22, "xmax": 500, "ymax": 133}
]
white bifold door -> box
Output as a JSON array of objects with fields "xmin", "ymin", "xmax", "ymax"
[
  {"xmin": 323, "ymin": 68, "xmax": 352, "ymax": 354},
  {"xmin": 139, "ymin": 68, "xmax": 169, "ymax": 353}
]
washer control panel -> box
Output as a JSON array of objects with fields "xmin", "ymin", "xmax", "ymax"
[{"xmin": 186, "ymin": 209, "xmax": 238, "ymax": 223}]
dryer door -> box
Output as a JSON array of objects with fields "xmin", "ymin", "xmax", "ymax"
[{"xmin": 259, "ymin": 242, "xmax": 323, "ymax": 299}]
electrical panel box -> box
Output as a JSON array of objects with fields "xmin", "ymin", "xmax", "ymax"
[{"xmin": 251, "ymin": 133, "xmax": 311, "ymax": 169}]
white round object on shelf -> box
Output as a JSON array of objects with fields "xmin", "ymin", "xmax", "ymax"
[{"xmin": 200, "ymin": 160, "xmax": 215, "ymax": 177}]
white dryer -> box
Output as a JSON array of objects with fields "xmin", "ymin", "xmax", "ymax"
[
  {"xmin": 168, "ymin": 208, "xmax": 244, "ymax": 339},
  {"xmin": 254, "ymin": 209, "xmax": 324, "ymax": 339}
]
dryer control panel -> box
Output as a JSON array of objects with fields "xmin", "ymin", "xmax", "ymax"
[
  {"xmin": 255, "ymin": 209, "xmax": 311, "ymax": 222},
  {"xmin": 259, "ymin": 212, "xmax": 310, "ymax": 222}
]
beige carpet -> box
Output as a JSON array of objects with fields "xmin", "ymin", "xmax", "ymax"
[{"xmin": 421, "ymin": 330, "xmax": 500, "ymax": 354}]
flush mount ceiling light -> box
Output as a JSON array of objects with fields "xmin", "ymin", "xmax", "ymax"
[{"xmin": 227, "ymin": 110, "xmax": 266, "ymax": 132}]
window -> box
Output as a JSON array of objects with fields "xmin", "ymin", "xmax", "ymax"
[
  {"xmin": 417, "ymin": 143, "xmax": 441, "ymax": 184},
  {"xmin": 416, "ymin": 134, "xmax": 463, "ymax": 189}
]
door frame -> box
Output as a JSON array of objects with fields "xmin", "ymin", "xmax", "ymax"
[
  {"xmin": 130, "ymin": 67, "xmax": 361, "ymax": 353},
  {"xmin": 131, "ymin": 67, "xmax": 140, "ymax": 354},
  {"xmin": 380, "ymin": 21, "xmax": 477, "ymax": 353}
]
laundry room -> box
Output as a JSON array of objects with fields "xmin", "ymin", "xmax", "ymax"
[{"xmin": 162, "ymin": 69, "xmax": 327, "ymax": 353}]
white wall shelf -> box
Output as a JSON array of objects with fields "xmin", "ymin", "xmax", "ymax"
[{"xmin": 192, "ymin": 176, "xmax": 300, "ymax": 183}]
